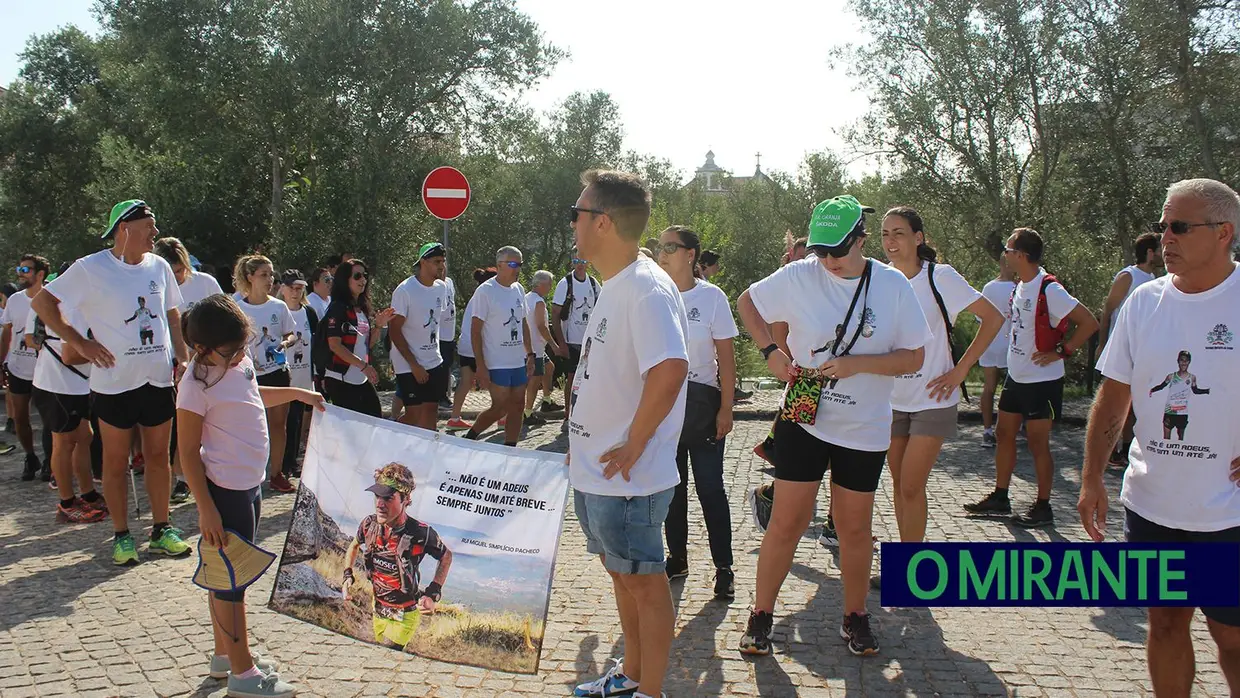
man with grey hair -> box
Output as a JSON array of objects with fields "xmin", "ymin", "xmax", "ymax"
[
  {"xmin": 1080, "ymin": 178, "xmax": 1240, "ymax": 696},
  {"xmin": 523, "ymin": 270, "xmax": 561, "ymax": 425},
  {"xmin": 462, "ymin": 246, "xmax": 535, "ymax": 445}
]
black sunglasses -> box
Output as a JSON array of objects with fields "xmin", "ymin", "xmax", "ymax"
[
  {"xmin": 1150, "ymin": 220, "xmax": 1224, "ymax": 236},
  {"xmin": 352, "ymin": 271, "xmax": 368, "ymax": 281},
  {"xmin": 658, "ymin": 242, "xmax": 692, "ymax": 255},
  {"xmin": 569, "ymin": 205, "xmax": 606, "ymax": 223},
  {"xmin": 810, "ymin": 240, "xmax": 857, "ymax": 259}
]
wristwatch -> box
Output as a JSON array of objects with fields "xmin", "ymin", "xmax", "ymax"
[
  {"xmin": 760, "ymin": 343, "xmax": 780, "ymax": 360},
  {"xmin": 424, "ymin": 581, "xmax": 443, "ymax": 602},
  {"xmin": 1056, "ymin": 344, "xmax": 1073, "ymax": 359}
]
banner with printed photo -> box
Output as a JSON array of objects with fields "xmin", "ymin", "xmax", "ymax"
[{"xmin": 268, "ymin": 406, "xmax": 570, "ymax": 674}]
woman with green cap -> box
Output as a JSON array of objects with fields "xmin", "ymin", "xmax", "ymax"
[{"xmin": 735, "ymin": 195, "xmax": 932, "ymax": 658}]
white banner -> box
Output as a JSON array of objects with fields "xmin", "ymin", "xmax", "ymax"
[{"xmin": 268, "ymin": 405, "xmax": 569, "ymax": 674}]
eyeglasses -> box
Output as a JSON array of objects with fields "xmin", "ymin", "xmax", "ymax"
[
  {"xmin": 503, "ymin": 261, "xmax": 523, "ymax": 269},
  {"xmin": 569, "ymin": 205, "xmax": 606, "ymax": 223},
  {"xmin": 214, "ymin": 345, "xmax": 247, "ymax": 363},
  {"xmin": 571, "ymin": 258, "xmax": 586, "ymax": 265},
  {"xmin": 15, "ymin": 266, "xmax": 31, "ymax": 274},
  {"xmin": 1003, "ymin": 247, "xmax": 1019, "ymax": 254},
  {"xmin": 352, "ymin": 271, "xmax": 368, "ymax": 281},
  {"xmin": 658, "ymin": 242, "xmax": 691, "ymax": 255},
  {"xmin": 1150, "ymin": 220, "xmax": 1225, "ymax": 236}
]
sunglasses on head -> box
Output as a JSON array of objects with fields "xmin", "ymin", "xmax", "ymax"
[
  {"xmin": 1150, "ymin": 220, "xmax": 1224, "ymax": 236},
  {"xmin": 15, "ymin": 265, "xmax": 31, "ymax": 274},
  {"xmin": 503, "ymin": 261, "xmax": 523, "ymax": 269},
  {"xmin": 569, "ymin": 205, "xmax": 605, "ymax": 223}
]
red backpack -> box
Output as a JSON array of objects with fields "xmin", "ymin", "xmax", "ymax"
[{"xmin": 1010, "ymin": 275, "xmax": 1069, "ymax": 352}]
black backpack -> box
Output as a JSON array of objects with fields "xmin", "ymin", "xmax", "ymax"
[
  {"xmin": 558, "ymin": 273, "xmax": 599, "ymax": 321},
  {"xmin": 927, "ymin": 262, "xmax": 970, "ymax": 402}
]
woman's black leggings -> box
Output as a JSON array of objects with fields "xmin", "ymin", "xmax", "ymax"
[
  {"xmin": 206, "ymin": 481, "xmax": 262, "ymax": 602},
  {"xmin": 324, "ymin": 378, "xmax": 382, "ymax": 419}
]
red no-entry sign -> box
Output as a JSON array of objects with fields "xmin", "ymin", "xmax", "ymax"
[{"xmin": 422, "ymin": 166, "xmax": 471, "ymax": 221}]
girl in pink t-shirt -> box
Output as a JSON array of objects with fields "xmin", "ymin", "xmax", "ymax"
[{"xmin": 176, "ymin": 294, "xmax": 323, "ymax": 697}]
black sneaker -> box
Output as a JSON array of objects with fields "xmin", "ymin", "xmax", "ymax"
[
  {"xmin": 739, "ymin": 610, "xmax": 773, "ymax": 655},
  {"xmin": 713, "ymin": 568, "xmax": 735, "ymax": 600},
  {"xmin": 540, "ymin": 401, "xmax": 564, "ymax": 413},
  {"xmin": 170, "ymin": 480, "xmax": 192, "ymax": 504},
  {"xmin": 524, "ymin": 411, "xmax": 547, "ymax": 426},
  {"xmin": 5, "ymin": 418, "xmax": 13, "ymax": 433},
  {"xmin": 963, "ymin": 490, "xmax": 1011, "ymax": 518},
  {"xmin": 21, "ymin": 453, "xmax": 39, "ymax": 481},
  {"xmin": 39, "ymin": 459, "xmax": 52, "ymax": 482},
  {"xmin": 666, "ymin": 558, "xmax": 689, "ymax": 581},
  {"xmin": 748, "ymin": 483, "xmax": 774, "ymax": 533},
  {"xmin": 1012, "ymin": 500, "xmax": 1054, "ymax": 528},
  {"xmin": 841, "ymin": 612, "xmax": 879, "ymax": 656},
  {"xmin": 982, "ymin": 431, "xmax": 997, "ymax": 448}
]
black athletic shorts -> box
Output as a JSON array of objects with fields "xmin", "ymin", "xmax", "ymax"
[
  {"xmin": 439, "ymin": 340, "xmax": 457, "ymax": 369},
  {"xmin": 771, "ymin": 418, "xmax": 887, "ymax": 493},
  {"xmin": 552, "ymin": 343, "xmax": 582, "ymax": 375},
  {"xmin": 92, "ymin": 384, "xmax": 176, "ymax": 430},
  {"xmin": 998, "ymin": 376, "xmax": 1063, "ymax": 421},
  {"xmin": 256, "ymin": 368, "xmax": 291, "ymax": 388},
  {"xmin": 1125, "ymin": 508, "xmax": 1240, "ymax": 627},
  {"xmin": 459, "ymin": 354, "xmax": 477, "ymax": 371},
  {"xmin": 33, "ymin": 387, "xmax": 90, "ymax": 434},
  {"xmin": 4, "ymin": 368, "xmax": 33, "ymax": 396},
  {"xmin": 1163, "ymin": 413, "xmax": 1189, "ymax": 431},
  {"xmin": 207, "ymin": 480, "xmax": 262, "ymax": 602},
  {"xmin": 396, "ymin": 363, "xmax": 450, "ymax": 406}
]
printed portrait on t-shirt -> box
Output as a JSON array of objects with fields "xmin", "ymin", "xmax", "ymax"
[
  {"xmin": 504, "ymin": 307, "xmax": 520, "ymax": 343},
  {"xmin": 124, "ymin": 296, "xmax": 159, "ymax": 346},
  {"xmin": 1149, "ymin": 350, "xmax": 1211, "ymax": 441},
  {"xmin": 423, "ymin": 308, "xmax": 438, "ymax": 346},
  {"xmin": 292, "ymin": 332, "xmax": 307, "ymax": 365}
]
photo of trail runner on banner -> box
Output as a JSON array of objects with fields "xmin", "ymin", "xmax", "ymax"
[{"xmin": 268, "ymin": 405, "xmax": 569, "ymax": 674}]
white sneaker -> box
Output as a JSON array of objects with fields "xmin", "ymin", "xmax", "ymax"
[
  {"xmin": 227, "ymin": 671, "xmax": 297, "ymax": 697},
  {"xmin": 573, "ymin": 657, "xmax": 639, "ymax": 697},
  {"xmin": 209, "ymin": 652, "xmax": 279, "ymax": 679}
]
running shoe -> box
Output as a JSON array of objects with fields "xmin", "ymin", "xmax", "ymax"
[
  {"xmin": 752, "ymin": 438, "xmax": 774, "ymax": 465},
  {"xmin": 48, "ymin": 475, "xmax": 57, "ymax": 491},
  {"xmin": 540, "ymin": 400, "xmax": 564, "ymax": 413},
  {"xmin": 171, "ymin": 480, "xmax": 192, "ymax": 503},
  {"xmin": 524, "ymin": 411, "xmax": 547, "ymax": 426},
  {"xmin": 714, "ymin": 568, "xmax": 735, "ymax": 600},
  {"xmin": 39, "ymin": 460, "xmax": 51, "ymax": 482},
  {"xmin": 57, "ymin": 500, "xmax": 107, "ymax": 524},
  {"xmin": 21, "ymin": 452, "xmax": 39, "ymax": 481},
  {"xmin": 5, "ymin": 417, "xmax": 13, "ymax": 433},
  {"xmin": 209, "ymin": 652, "xmax": 280, "ymax": 679},
  {"xmin": 498, "ymin": 416, "xmax": 507, "ymax": 427},
  {"xmin": 747, "ymin": 484, "xmax": 774, "ymax": 533},
  {"xmin": 817, "ymin": 518, "xmax": 839, "ymax": 549},
  {"xmin": 149, "ymin": 527, "xmax": 191, "ymax": 557},
  {"xmin": 445, "ymin": 418, "xmax": 472, "ymax": 431},
  {"xmin": 572, "ymin": 657, "xmax": 639, "ymax": 697},
  {"xmin": 963, "ymin": 490, "xmax": 1011, "ymax": 518},
  {"xmin": 666, "ymin": 558, "xmax": 689, "ymax": 581},
  {"xmin": 112, "ymin": 533, "xmax": 139, "ymax": 566},
  {"xmin": 982, "ymin": 431, "xmax": 997, "ymax": 448},
  {"xmin": 870, "ymin": 538, "xmax": 882, "ymax": 589},
  {"xmin": 84, "ymin": 494, "xmax": 108, "ymax": 514},
  {"xmin": 270, "ymin": 472, "xmax": 295, "ymax": 494},
  {"xmin": 0, "ymin": 441, "xmax": 14, "ymax": 456},
  {"xmin": 227, "ymin": 670, "xmax": 298, "ymax": 697},
  {"xmin": 1012, "ymin": 500, "xmax": 1054, "ymax": 528},
  {"xmin": 841, "ymin": 612, "xmax": 880, "ymax": 656},
  {"xmin": 739, "ymin": 610, "xmax": 773, "ymax": 655}
]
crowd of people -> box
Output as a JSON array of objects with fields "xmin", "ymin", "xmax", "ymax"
[{"xmin": 2, "ymin": 172, "xmax": 1238, "ymax": 698}]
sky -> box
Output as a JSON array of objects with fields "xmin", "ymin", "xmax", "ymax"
[{"xmin": 0, "ymin": 0, "xmax": 876, "ymax": 183}]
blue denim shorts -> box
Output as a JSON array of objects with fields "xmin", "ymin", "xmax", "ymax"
[
  {"xmin": 488, "ymin": 367, "xmax": 528, "ymax": 388},
  {"xmin": 574, "ymin": 487, "xmax": 675, "ymax": 575}
]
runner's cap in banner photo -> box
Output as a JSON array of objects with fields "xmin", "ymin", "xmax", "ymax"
[
  {"xmin": 418, "ymin": 242, "xmax": 446, "ymax": 262},
  {"xmin": 192, "ymin": 530, "xmax": 277, "ymax": 594},
  {"xmin": 808, "ymin": 195, "xmax": 876, "ymax": 249},
  {"xmin": 102, "ymin": 199, "xmax": 154, "ymax": 240}
]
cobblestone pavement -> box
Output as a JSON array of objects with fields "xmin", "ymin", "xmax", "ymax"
[{"xmin": 0, "ymin": 395, "xmax": 1228, "ymax": 697}]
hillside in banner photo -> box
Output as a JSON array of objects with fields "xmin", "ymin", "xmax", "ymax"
[{"xmin": 269, "ymin": 484, "xmax": 549, "ymax": 674}]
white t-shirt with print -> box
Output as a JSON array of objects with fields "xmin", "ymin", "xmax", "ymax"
[
  {"xmin": 439, "ymin": 277, "xmax": 457, "ymax": 342},
  {"xmin": 1097, "ymin": 267, "xmax": 1240, "ymax": 532},
  {"xmin": 458, "ymin": 294, "xmax": 479, "ymax": 358},
  {"xmin": 178, "ymin": 271, "xmax": 223, "ymax": 314},
  {"xmin": 552, "ymin": 273, "xmax": 599, "ymax": 346},
  {"xmin": 979, "ymin": 280, "xmax": 1016, "ymax": 368},
  {"xmin": 1007, "ymin": 269, "xmax": 1080, "ymax": 384},
  {"xmin": 748, "ymin": 257, "xmax": 932, "ymax": 452},
  {"xmin": 891, "ymin": 262, "xmax": 984, "ymax": 412},
  {"xmin": 469, "ymin": 278, "xmax": 528, "ymax": 370},
  {"xmin": 237, "ymin": 296, "xmax": 295, "ymax": 376},
  {"xmin": 44, "ymin": 250, "xmax": 183, "ymax": 395},
  {"xmin": 680, "ymin": 280, "xmax": 738, "ymax": 388},
  {"xmin": 287, "ymin": 306, "xmax": 314, "ymax": 390},
  {"xmin": 177, "ymin": 356, "xmax": 269, "ymax": 491},
  {"xmin": 28, "ymin": 305, "xmax": 90, "ymax": 396},
  {"xmin": 524, "ymin": 291, "xmax": 550, "ymax": 351},
  {"xmin": 2, "ymin": 288, "xmax": 39, "ymax": 381},
  {"xmin": 569, "ymin": 257, "xmax": 688, "ymax": 497},
  {"xmin": 391, "ymin": 276, "xmax": 445, "ymax": 373}
]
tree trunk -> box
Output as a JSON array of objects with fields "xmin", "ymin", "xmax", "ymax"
[{"xmin": 1172, "ymin": 0, "xmax": 1222, "ymax": 179}]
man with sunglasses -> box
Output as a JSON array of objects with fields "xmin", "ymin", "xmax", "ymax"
[
  {"xmin": 2, "ymin": 254, "xmax": 52, "ymax": 479},
  {"xmin": 964, "ymin": 227, "xmax": 1098, "ymax": 528},
  {"xmin": 551, "ymin": 248, "xmax": 598, "ymax": 423},
  {"xmin": 1081, "ymin": 179, "xmax": 1240, "ymax": 696},
  {"xmin": 463, "ymin": 246, "xmax": 535, "ymax": 446}
]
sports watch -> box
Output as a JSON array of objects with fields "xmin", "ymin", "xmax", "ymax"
[{"xmin": 760, "ymin": 343, "xmax": 780, "ymax": 360}]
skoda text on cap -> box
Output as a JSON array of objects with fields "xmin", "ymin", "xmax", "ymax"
[
  {"xmin": 808, "ymin": 195, "xmax": 877, "ymax": 248},
  {"xmin": 103, "ymin": 199, "xmax": 153, "ymax": 240}
]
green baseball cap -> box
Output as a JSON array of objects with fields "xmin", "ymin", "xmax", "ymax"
[
  {"xmin": 807, "ymin": 195, "xmax": 875, "ymax": 248},
  {"xmin": 417, "ymin": 242, "xmax": 445, "ymax": 261},
  {"xmin": 103, "ymin": 199, "xmax": 153, "ymax": 240}
]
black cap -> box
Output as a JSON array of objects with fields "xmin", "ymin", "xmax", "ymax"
[{"xmin": 281, "ymin": 269, "xmax": 306, "ymax": 287}]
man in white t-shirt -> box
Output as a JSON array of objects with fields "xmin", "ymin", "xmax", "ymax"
[
  {"xmin": 522, "ymin": 270, "xmax": 562, "ymax": 426},
  {"xmin": 436, "ymin": 260, "xmax": 458, "ymax": 408},
  {"xmin": 1098, "ymin": 231, "xmax": 1164, "ymax": 468},
  {"xmin": 1081, "ymin": 178, "xmax": 1240, "ymax": 695},
  {"xmin": 1, "ymin": 254, "xmax": 52, "ymax": 480},
  {"xmin": 964, "ymin": 227, "xmax": 1098, "ymax": 528},
  {"xmin": 551, "ymin": 250, "xmax": 599, "ymax": 422},
  {"xmin": 463, "ymin": 246, "xmax": 535, "ymax": 446},
  {"xmin": 389, "ymin": 243, "xmax": 449, "ymax": 431},
  {"xmin": 306, "ymin": 267, "xmax": 332, "ymax": 318},
  {"xmin": 567, "ymin": 170, "xmax": 688, "ymax": 698},
  {"xmin": 33, "ymin": 200, "xmax": 192, "ymax": 566}
]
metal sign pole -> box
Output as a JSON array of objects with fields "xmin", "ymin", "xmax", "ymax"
[{"xmin": 443, "ymin": 219, "xmax": 449, "ymax": 249}]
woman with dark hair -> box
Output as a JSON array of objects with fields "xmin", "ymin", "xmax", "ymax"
[
  {"xmin": 446, "ymin": 268, "xmax": 497, "ymax": 430},
  {"xmin": 880, "ymin": 207, "xmax": 1003, "ymax": 557},
  {"xmin": 656, "ymin": 225, "xmax": 738, "ymax": 599},
  {"xmin": 321, "ymin": 259, "xmax": 393, "ymax": 417}
]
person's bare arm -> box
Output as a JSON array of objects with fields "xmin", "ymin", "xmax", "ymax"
[
  {"xmin": 167, "ymin": 307, "xmax": 188, "ymax": 365},
  {"xmin": 535, "ymin": 302, "xmax": 559, "ymax": 354},
  {"xmin": 471, "ymin": 316, "xmax": 487, "ymax": 368},
  {"xmin": 772, "ymin": 322, "xmax": 791, "ymax": 358},
  {"xmin": 259, "ymin": 386, "xmax": 325, "ymax": 410},
  {"xmin": 1079, "ymin": 378, "xmax": 1132, "ymax": 541},
  {"xmin": 1098, "ymin": 273, "xmax": 1133, "ymax": 348},
  {"xmin": 1063, "ymin": 302, "xmax": 1101, "ymax": 354},
  {"xmin": 387, "ymin": 315, "xmax": 422, "ymax": 371},
  {"xmin": 32, "ymin": 289, "xmax": 113, "ymax": 367},
  {"xmin": 0, "ymin": 325, "xmax": 10, "ymax": 366},
  {"xmin": 926, "ymin": 296, "xmax": 1005, "ymax": 401},
  {"xmin": 600, "ymin": 358, "xmax": 690, "ymax": 482},
  {"xmin": 431, "ymin": 548, "xmax": 453, "ymax": 586},
  {"xmin": 827, "ymin": 347, "xmax": 925, "ymax": 379},
  {"xmin": 550, "ymin": 302, "xmax": 566, "ymax": 346}
]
